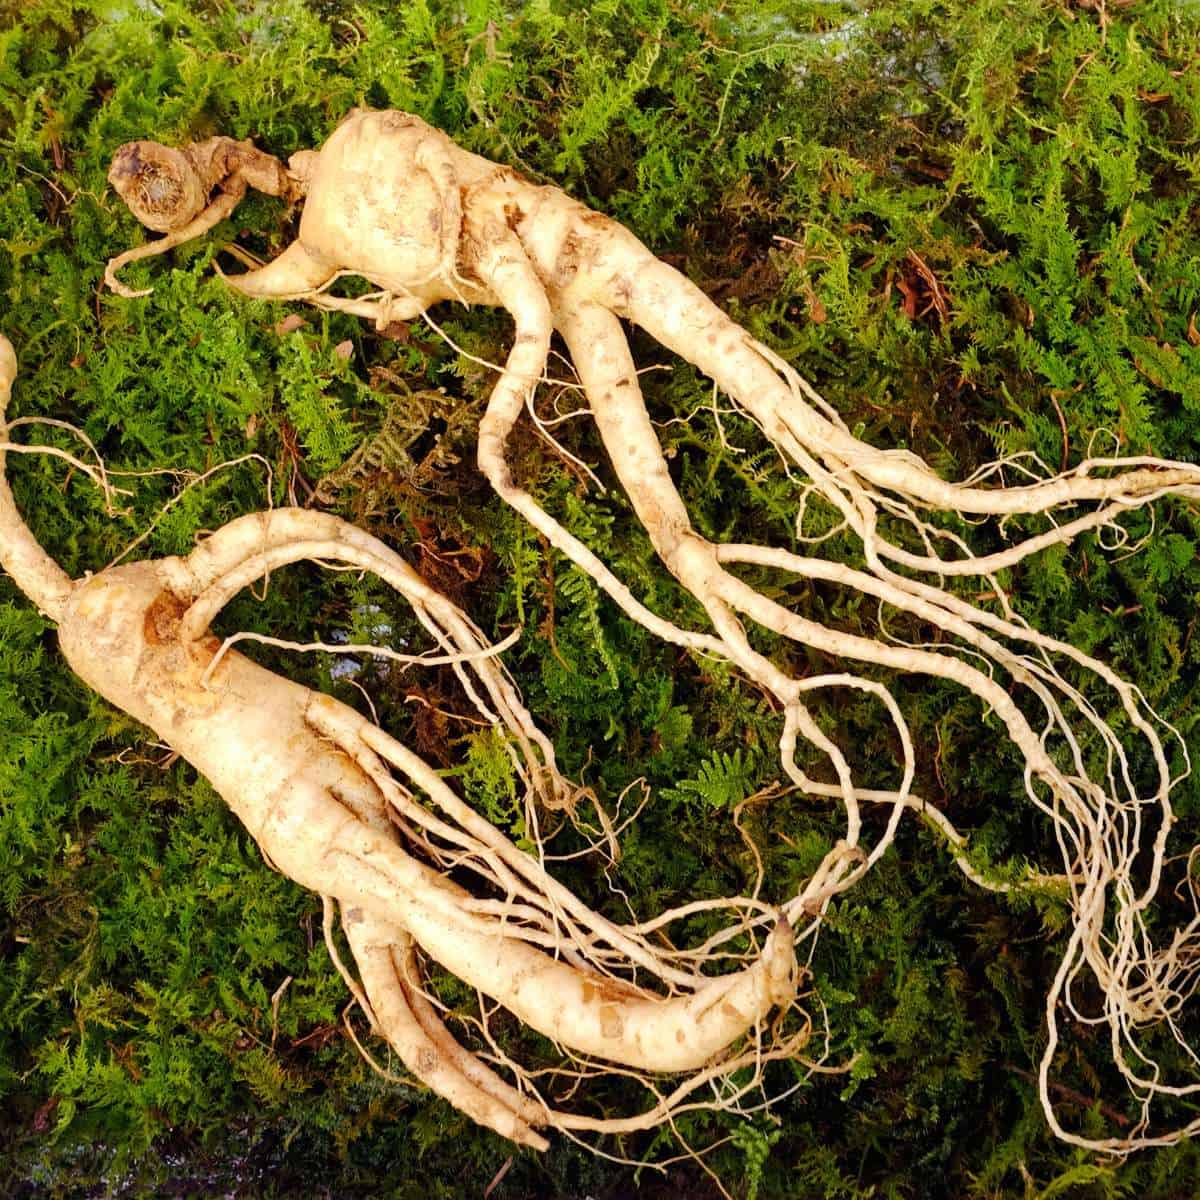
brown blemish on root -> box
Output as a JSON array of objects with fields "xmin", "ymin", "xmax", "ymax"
[
  {"xmin": 582, "ymin": 975, "xmax": 641, "ymax": 1008},
  {"xmin": 553, "ymin": 230, "xmax": 584, "ymax": 287},
  {"xmin": 599, "ymin": 1005, "xmax": 624, "ymax": 1039},
  {"xmin": 609, "ymin": 274, "xmax": 632, "ymax": 305},
  {"xmin": 144, "ymin": 588, "xmax": 222, "ymax": 665},
  {"xmin": 143, "ymin": 589, "xmax": 189, "ymax": 645}
]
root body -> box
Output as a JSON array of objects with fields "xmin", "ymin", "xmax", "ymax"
[{"xmin": 0, "ymin": 339, "xmax": 799, "ymax": 1150}]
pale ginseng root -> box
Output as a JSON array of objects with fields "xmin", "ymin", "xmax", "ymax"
[
  {"xmin": 0, "ymin": 335, "xmax": 804, "ymax": 1150},
  {"xmin": 105, "ymin": 108, "xmax": 1200, "ymax": 1150}
]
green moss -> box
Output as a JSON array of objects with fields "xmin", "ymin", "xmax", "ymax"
[{"xmin": 2, "ymin": 0, "xmax": 1200, "ymax": 1196}]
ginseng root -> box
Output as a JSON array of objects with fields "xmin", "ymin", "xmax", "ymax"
[
  {"xmin": 0, "ymin": 334, "xmax": 800, "ymax": 1151},
  {"xmin": 107, "ymin": 109, "xmax": 1200, "ymax": 1152}
]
